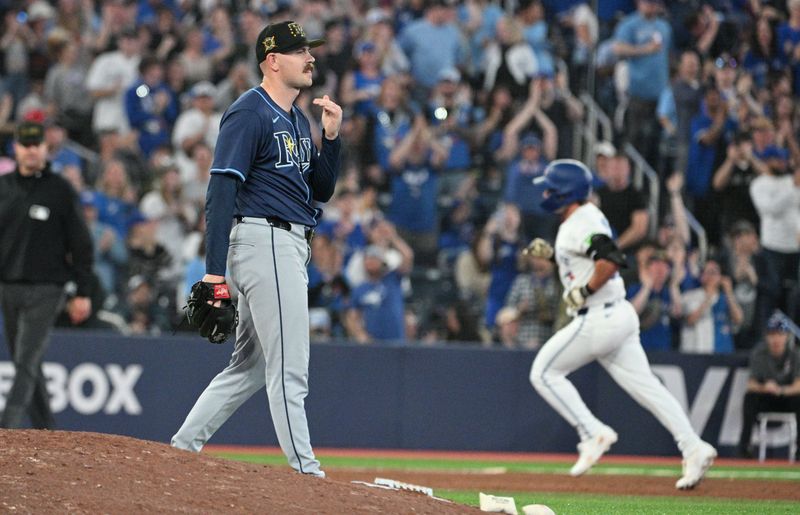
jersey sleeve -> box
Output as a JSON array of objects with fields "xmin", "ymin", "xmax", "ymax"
[
  {"xmin": 309, "ymin": 134, "xmax": 341, "ymax": 202},
  {"xmin": 203, "ymin": 173, "xmax": 239, "ymax": 276},
  {"xmin": 210, "ymin": 108, "xmax": 264, "ymax": 182},
  {"xmin": 575, "ymin": 210, "xmax": 614, "ymax": 256}
]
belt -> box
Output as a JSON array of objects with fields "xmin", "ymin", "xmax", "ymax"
[
  {"xmin": 235, "ymin": 216, "xmax": 315, "ymax": 243},
  {"xmin": 577, "ymin": 302, "xmax": 616, "ymax": 316}
]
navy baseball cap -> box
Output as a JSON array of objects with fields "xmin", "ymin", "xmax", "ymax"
[{"xmin": 255, "ymin": 21, "xmax": 324, "ymax": 64}]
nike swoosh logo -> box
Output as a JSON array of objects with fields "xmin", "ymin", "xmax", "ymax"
[{"xmin": 272, "ymin": 116, "xmax": 280, "ymax": 123}]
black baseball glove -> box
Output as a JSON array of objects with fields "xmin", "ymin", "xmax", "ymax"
[{"xmin": 186, "ymin": 281, "xmax": 238, "ymax": 344}]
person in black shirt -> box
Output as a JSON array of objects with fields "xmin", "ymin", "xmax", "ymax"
[
  {"xmin": 712, "ymin": 133, "xmax": 766, "ymax": 235},
  {"xmin": 0, "ymin": 121, "xmax": 93, "ymax": 429},
  {"xmin": 596, "ymin": 152, "xmax": 650, "ymax": 254},
  {"xmin": 737, "ymin": 314, "xmax": 800, "ymax": 458}
]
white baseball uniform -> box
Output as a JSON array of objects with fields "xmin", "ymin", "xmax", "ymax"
[{"xmin": 529, "ymin": 202, "xmax": 702, "ymax": 454}]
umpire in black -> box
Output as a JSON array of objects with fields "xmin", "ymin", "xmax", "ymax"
[{"xmin": 0, "ymin": 121, "xmax": 93, "ymax": 429}]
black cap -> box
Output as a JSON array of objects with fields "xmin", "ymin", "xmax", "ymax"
[
  {"xmin": 729, "ymin": 220, "xmax": 756, "ymax": 236},
  {"xmin": 15, "ymin": 121, "xmax": 45, "ymax": 145},
  {"xmin": 119, "ymin": 26, "xmax": 139, "ymax": 39},
  {"xmin": 255, "ymin": 21, "xmax": 324, "ymax": 64}
]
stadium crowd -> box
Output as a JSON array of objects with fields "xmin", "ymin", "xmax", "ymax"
[{"xmin": 0, "ymin": 0, "xmax": 798, "ymax": 351}]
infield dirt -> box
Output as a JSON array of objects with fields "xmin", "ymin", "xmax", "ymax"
[{"xmin": 1, "ymin": 429, "xmax": 797, "ymax": 514}]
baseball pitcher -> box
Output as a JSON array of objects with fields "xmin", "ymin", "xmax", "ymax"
[{"xmin": 172, "ymin": 21, "xmax": 342, "ymax": 477}]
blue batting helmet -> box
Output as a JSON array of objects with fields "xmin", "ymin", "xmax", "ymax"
[{"xmin": 533, "ymin": 159, "xmax": 593, "ymax": 212}]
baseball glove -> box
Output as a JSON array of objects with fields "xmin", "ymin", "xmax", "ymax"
[
  {"xmin": 523, "ymin": 238, "xmax": 554, "ymax": 260},
  {"xmin": 186, "ymin": 281, "xmax": 238, "ymax": 344}
]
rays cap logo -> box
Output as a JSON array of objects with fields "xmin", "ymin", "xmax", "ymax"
[
  {"xmin": 15, "ymin": 121, "xmax": 45, "ymax": 146},
  {"xmin": 255, "ymin": 21, "xmax": 325, "ymax": 64}
]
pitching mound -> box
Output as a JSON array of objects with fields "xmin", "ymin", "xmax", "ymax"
[{"xmin": 0, "ymin": 430, "xmax": 476, "ymax": 514}]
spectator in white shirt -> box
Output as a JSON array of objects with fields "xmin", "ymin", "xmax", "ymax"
[
  {"xmin": 172, "ymin": 81, "xmax": 222, "ymax": 183},
  {"xmin": 139, "ymin": 162, "xmax": 195, "ymax": 266},
  {"xmin": 85, "ymin": 28, "xmax": 142, "ymax": 137},
  {"xmin": 680, "ymin": 258, "xmax": 744, "ymax": 354},
  {"xmin": 749, "ymin": 162, "xmax": 800, "ymax": 328}
]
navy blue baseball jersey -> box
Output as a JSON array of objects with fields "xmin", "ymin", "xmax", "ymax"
[{"xmin": 204, "ymin": 87, "xmax": 341, "ymax": 275}]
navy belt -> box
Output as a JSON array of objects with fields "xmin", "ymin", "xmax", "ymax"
[
  {"xmin": 577, "ymin": 302, "xmax": 615, "ymax": 316},
  {"xmin": 236, "ymin": 216, "xmax": 314, "ymax": 243}
]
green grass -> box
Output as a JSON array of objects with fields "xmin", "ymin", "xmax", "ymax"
[
  {"xmin": 439, "ymin": 490, "xmax": 800, "ymax": 514},
  {"xmin": 211, "ymin": 450, "xmax": 800, "ymax": 513},
  {"xmin": 212, "ymin": 452, "xmax": 800, "ymax": 481}
]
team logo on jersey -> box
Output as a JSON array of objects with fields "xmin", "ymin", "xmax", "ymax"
[
  {"xmin": 401, "ymin": 169, "xmax": 430, "ymax": 198},
  {"xmin": 274, "ymin": 131, "xmax": 312, "ymax": 173}
]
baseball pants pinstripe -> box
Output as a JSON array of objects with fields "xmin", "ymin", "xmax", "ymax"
[
  {"xmin": 171, "ymin": 218, "xmax": 321, "ymax": 476},
  {"xmin": 530, "ymin": 300, "xmax": 701, "ymax": 455}
]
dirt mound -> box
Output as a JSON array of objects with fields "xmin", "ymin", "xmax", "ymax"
[{"xmin": 0, "ymin": 430, "xmax": 476, "ymax": 514}]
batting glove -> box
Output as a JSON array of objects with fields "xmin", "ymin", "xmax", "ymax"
[
  {"xmin": 564, "ymin": 284, "xmax": 594, "ymax": 311},
  {"xmin": 523, "ymin": 238, "xmax": 554, "ymax": 260}
]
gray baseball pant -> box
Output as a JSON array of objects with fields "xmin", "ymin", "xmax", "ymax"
[{"xmin": 171, "ymin": 218, "xmax": 322, "ymax": 476}]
